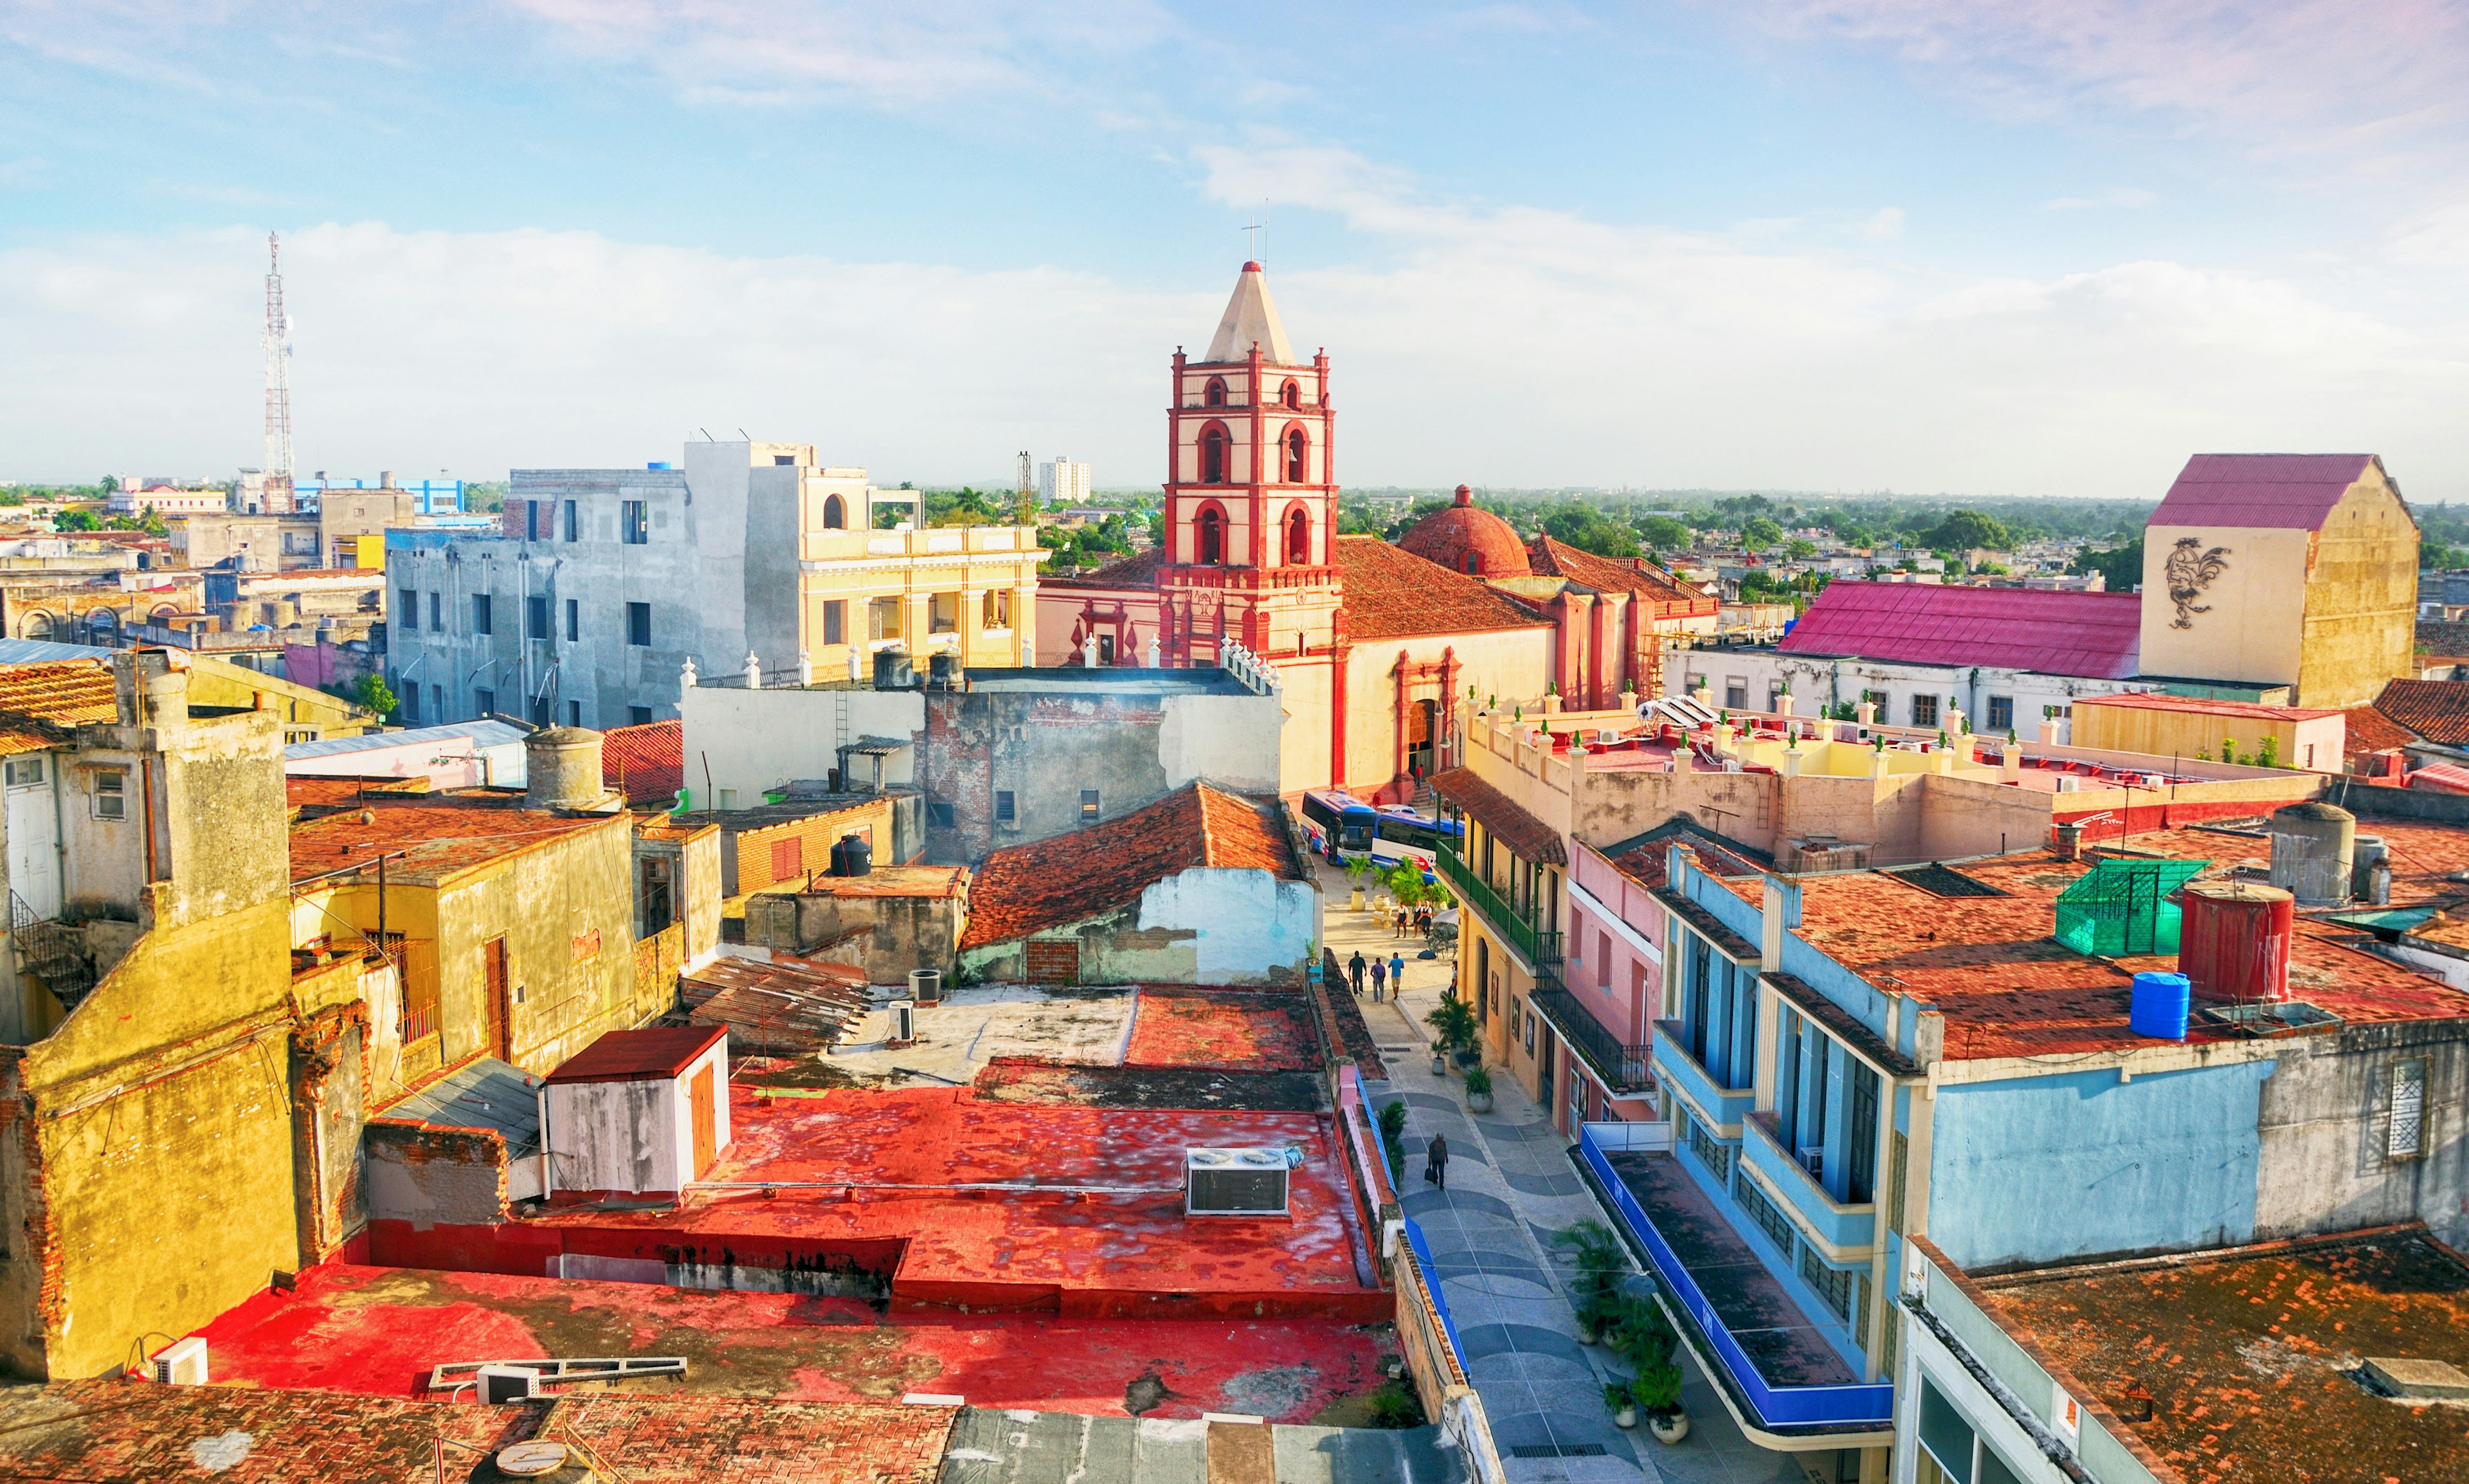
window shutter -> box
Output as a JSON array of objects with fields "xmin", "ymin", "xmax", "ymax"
[{"xmin": 2389, "ymin": 1060, "xmax": 2427, "ymax": 1158}]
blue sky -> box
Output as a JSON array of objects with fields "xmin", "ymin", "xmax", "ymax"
[{"xmin": 5, "ymin": 1, "xmax": 2467, "ymax": 499}]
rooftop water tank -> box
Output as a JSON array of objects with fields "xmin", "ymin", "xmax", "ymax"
[
  {"xmin": 2352, "ymin": 835, "xmax": 2389, "ymax": 901},
  {"xmin": 524, "ymin": 727, "xmax": 605, "ymax": 811},
  {"xmin": 2267, "ymin": 801, "xmax": 2353, "ymax": 907},
  {"xmin": 2179, "ymin": 881, "xmax": 2294, "ymax": 1004},
  {"xmin": 829, "ymin": 833, "xmax": 872, "ymax": 878},
  {"xmin": 2128, "ymin": 971, "xmax": 2191, "ymax": 1040},
  {"xmin": 873, "ymin": 649, "xmax": 915, "ymax": 691}
]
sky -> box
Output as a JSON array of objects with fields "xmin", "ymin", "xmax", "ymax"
[{"xmin": 4, "ymin": 1, "xmax": 2468, "ymax": 500}]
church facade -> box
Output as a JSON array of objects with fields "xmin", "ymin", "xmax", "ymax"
[{"xmin": 1037, "ymin": 262, "xmax": 1715, "ymax": 799}]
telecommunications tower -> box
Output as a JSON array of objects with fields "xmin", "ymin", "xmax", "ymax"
[{"xmin": 260, "ymin": 232, "xmax": 296, "ymax": 512}]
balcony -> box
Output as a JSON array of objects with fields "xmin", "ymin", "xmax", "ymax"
[
  {"xmin": 1578, "ymin": 1127, "xmax": 1893, "ymax": 1433},
  {"xmin": 1649, "ymin": 1021, "xmax": 1756, "ymax": 1132},
  {"xmin": 1434, "ymin": 837, "xmax": 1561, "ymax": 970},
  {"xmin": 1743, "ymin": 1112, "xmax": 1877, "ymax": 1256},
  {"xmin": 1531, "ymin": 986, "xmax": 1651, "ymax": 1092}
]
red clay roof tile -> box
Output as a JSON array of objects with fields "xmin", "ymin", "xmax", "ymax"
[
  {"xmin": 601, "ymin": 718, "xmax": 682, "ymax": 803},
  {"xmin": 1526, "ymin": 536, "xmax": 1717, "ymax": 613},
  {"xmin": 2374, "ymin": 677, "xmax": 2469, "ymax": 746},
  {"xmin": 1331, "ymin": 536, "xmax": 1553, "ymax": 641}
]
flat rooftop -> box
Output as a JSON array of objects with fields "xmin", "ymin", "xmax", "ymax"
[
  {"xmin": 289, "ymin": 791, "xmax": 620, "ymax": 885},
  {"xmin": 191, "ymin": 1263, "xmax": 1389, "ymax": 1424},
  {"xmin": 1975, "ymin": 1226, "xmax": 2469, "ymax": 1484}
]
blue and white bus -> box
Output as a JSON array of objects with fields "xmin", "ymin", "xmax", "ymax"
[
  {"xmin": 1299, "ymin": 790, "xmax": 1377, "ymax": 863},
  {"xmin": 1370, "ymin": 806, "xmax": 1461, "ymax": 879}
]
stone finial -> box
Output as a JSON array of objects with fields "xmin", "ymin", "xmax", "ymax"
[
  {"xmin": 680, "ymin": 655, "xmax": 698, "ymax": 691},
  {"xmin": 796, "ymin": 651, "xmax": 812, "ymax": 686},
  {"xmin": 744, "ymin": 652, "xmax": 762, "ymax": 689},
  {"xmin": 1147, "ymin": 638, "xmax": 1162, "ymax": 668}
]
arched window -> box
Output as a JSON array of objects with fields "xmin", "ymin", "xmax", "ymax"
[
  {"xmin": 86, "ymin": 609, "xmax": 119, "ymax": 644},
  {"xmin": 1197, "ymin": 507, "xmax": 1225, "ymax": 565},
  {"xmin": 1205, "ymin": 377, "xmax": 1227, "ymax": 408},
  {"xmin": 823, "ymin": 493, "xmax": 846, "ymax": 530},
  {"xmin": 1286, "ymin": 429, "xmax": 1308, "ymax": 484},
  {"xmin": 1200, "ymin": 427, "xmax": 1229, "ymax": 484},
  {"xmin": 1286, "ymin": 506, "xmax": 1310, "ymax": 565},
  {"xmin": 1461, "ymin": 552, "xmax": 1482, "ymax": 576},
  {"xmin": 1282, "ymin": 380, "xmax": 1300, "ymax": 409},
  {"xmin": 23, "ymin": 612, "xmax": 52, "ymax": 641}
]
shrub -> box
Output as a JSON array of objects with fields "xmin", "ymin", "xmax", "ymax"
[
  {"xmin": 1462, "ymin": 1063, "xmax": 1492, "ymax": 1098},
  {"xmin": 1632, "ymin": 1359, "xmax": 1684, "ymax": 1417},
  {"xmin": 1377, "ymin": 1099, "xmax": 1408, "ymax": 1185},
  {"xmin": 1368, "ymin": 1380, "xmax": 1425, "ymax": 1429},
  {"xmin": 1553, "ymin": 1218, "xmax": 1625, "ymax": 1328},
  {"xmin": 1426, "ymin": 992, "xmax": 1478, "ymax": 1056}
]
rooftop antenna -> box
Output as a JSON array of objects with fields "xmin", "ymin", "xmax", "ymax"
[
  {"xmin": 261, "ymin": 232, "xmax": 295, "ymax": 512},
  {"xmin": 1017, "ymin": 451, "xmax": 1035, "ymax": 526}
]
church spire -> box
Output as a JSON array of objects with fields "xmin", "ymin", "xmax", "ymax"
[{"xmin": 1202, "ymin": 261, "xmax": 1297, "ymax": 365}]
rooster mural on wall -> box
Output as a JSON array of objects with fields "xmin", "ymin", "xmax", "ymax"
[{"xmin": 2164, "ymin": 536, "xmax": 2232, "ymax": 629}]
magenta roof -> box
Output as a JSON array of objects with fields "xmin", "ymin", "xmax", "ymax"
[
  {"xmin": 1777, "ymin": 583, "xmax": 2144, "ymax": 679},
  {"xmin": 2148, "ymin": 454, "xmax": 2382, "ymax": 531}
]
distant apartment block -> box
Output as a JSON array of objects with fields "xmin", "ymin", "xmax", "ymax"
[
  {"xmin": 384, "ymin": 439, "xmax": 1045, "ymax": 730},
  {"xmin": 1037, "ymin": 457, "xmax": 1091, "ymax": 505}
]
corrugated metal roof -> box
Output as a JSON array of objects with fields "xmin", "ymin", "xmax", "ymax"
[
  {"xmin": 2146, "ymin": 453, "xmax": 2380, "ymax": 531},
  {"xmin": 284, "ymin": 719, "xmax": 528, "ymax": 759},
  {"xmin": 1775, "ymin": 582, "xmax": 2144, "ymax": 679},
  {"xmin": 0, "ymin": 639, "xmax": 109, "ymax": 665}
]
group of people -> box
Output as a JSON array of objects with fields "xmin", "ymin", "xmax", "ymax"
[
  {"xmin": 1391, "ymin": 902, "xmax": 1435, "ymax": 939},
  {"xmin": 1346, "ymin": 947, "xmax": 1407, "ymax": 1001}
]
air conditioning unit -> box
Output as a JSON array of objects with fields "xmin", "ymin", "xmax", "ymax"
[
  {"xmin": 152, "ymin": 1337, "xmax": 208, "ymax": 1386},
  {"xmin": 889, "ymin": 1000, "xmax": 916, "ymax": 1044},
  {"xmin": 908, "ymin": 968, "xmax": 942, "ymax": 1006},
  {"xmin": 1185, "ymin": 1147, "xmax": 1292, "ymax": 1217},
  {"xmin": 1796, "ymin": 1145, "xmax": 1825, "ymax": 1179},
  {"xmin": 476, "ymin": 1365, "xmax": 540, "ymax": 1404},
  {"xmin": 2054, "ymin": 775, "xmax": 2081, "ymax": 793}
]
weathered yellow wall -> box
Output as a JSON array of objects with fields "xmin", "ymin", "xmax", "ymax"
[
  {"xmin": 185, "ymin": 656, "xmax": 375, "ymax": 737},
  {"xmin": 2138, "ymin": 526, "xmax": 2311, "ymax": 688},
  {"xmin": 429, "ymin": 815, "xmax": 642, "ymax": 1076},
  {"xmin": 2072, "ymin": 704, "xmax": 2346, "ymax": 770},
  {"xmin": 2297, "ymin": 479, "xmax": 2418, "ymax": 707}
]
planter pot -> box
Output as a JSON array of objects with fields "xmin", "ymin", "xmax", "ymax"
[
  {"xmin": 1430, "ymin": 1053, "xmax": 1447, "ymax": 1077},
  {"xmin": 1467, "ymin": 1091, "xmax": 1494, "ymax": 1114},
  {"xmin": 1575, "ymin": 1323, "xmax": 1600, "ymax": 1347},
  {"xmin": 1647, "ymin": 1411, "xmax": 1689, "ymax": 1445},
  {"xmin": 1612, "ymin": 1406, "xmax": 1638, "ymax": 1431},
  {"xmin": 1350, "ymin": 889, "xmax": 1365, "ymax": 911}
]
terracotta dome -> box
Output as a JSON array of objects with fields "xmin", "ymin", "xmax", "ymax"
[{"xmin": 1398, "ymin": 485, "xmax": 1530, "ymax": 579}]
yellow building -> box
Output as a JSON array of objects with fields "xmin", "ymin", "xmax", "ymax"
[
  {"xmin": 2070, "ymin": 691, "xmax": 2347, "ymax": 772},
  {"xmin": 797, "ymin": 520, "xmax": 1047, "ymax": 680},
  {"xmin": 2138, "ymin": 455, "xmax": 2417, "ymax": 707}
]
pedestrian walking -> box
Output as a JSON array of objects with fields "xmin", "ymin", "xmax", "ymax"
[
  {"xmin": 1425, "ymin": 1132, "xmax": 1449, "ymax": 1190},
  {"xmin": 1348, "ymin": 950, "xmax": 1367, "ymax": 997},
  {"xmin": 1370, "ymin": 956, "xmax": 1388, "ymax": 1000},
  {"xmin": 1389, "ymin": 951, "xmax": 1406, "ymax": 991}
]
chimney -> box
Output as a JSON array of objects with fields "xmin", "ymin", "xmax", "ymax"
[
  {"xmin": 524, "ymin": 727, "xmax": 607, "ymax": 811},
  {"xmin": 2053, "ymin": 821, "xmax": 2083, "ymax": 861}
]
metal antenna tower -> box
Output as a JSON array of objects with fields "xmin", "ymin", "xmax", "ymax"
[
  {"xmin": 261, "ymin": 232, "xmax": 295, "ymax": 511},
  {"xmin": 1017, "ymin": 449, "xmax": 1035, "ymax": 525}
]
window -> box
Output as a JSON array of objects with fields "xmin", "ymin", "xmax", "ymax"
[
  {"xmin": 564, "ymin": 598, "xmax": 579, "ymax": 642},
  {"xmin": 869, "ymin": 597, "xmax": 903, "ymax": 640},
  {"xmin": 566, "ymin": 700, "xmax": 581, "ymax": 727},
  {"xmin": 982, "ymin": 590, "xmax": 1010, "ymax": 629},
  {"xmin": 626, "ymin": 602, "xmax": 651, "ymax": 647},
  {"xmin": 1285, "ymin": 428, "xmax": 1307, "ymax": 482},
  {"xmin": 824, "ymin": 493, "xmax": 846, "ymax": 529},
  {"xmin": 770, "ymin": 836, "xmax": 803, "ymax": 881},
  {"xmin": 1596, "ymin": 931, "xmax": 1612, "ymax": 988},
  {"xmin": 3, "ymin": 757, "xmax": 41, "ymax": 788},
  {"xmin": 2389, "ymin": 1058, "xmax": 2427, "ymax": 1158},
  {"xmin": 1914, "ymin": 1376, "xmax": 2023, "ymax": 1484},
  {"xmin": 525, "ymin": 500, "xmax": 543, "ymax": 540},
  {"xmin": 1080, "ymin": 788, "xmax": 1100, "ymax": 822},
  {"xmin": 621, "ymin": 499, "xmax": 648, "ymax": 545},
  {"xmin": 526, "ymin": 595, "xmax": 550, "ymax": 640},
  {"xmin": 823, "ymin": 600, "xmax": 845, "ymax": 646},
  {"xmin": 1986, "ymin": 695, "xmax": 2014, "ymax": 732},
  {"xmin": 1204, "ymin": 377, "xmax": 1226, "ymax": 408},
  {"xmin": 629, "ymin": 706, "xmax": 653, "ymax": 726},
  {"xmin": 1461, "ymin": 551, "xmax": 1481, "ymax": 575},
  {"xmin": 930, "ymin": 592, "xmax": 957, "ymax": 634},
  {"xmin": 561, "ymin": 499, "xmax": 577, "ymax": 542},
  {"xmin": 717, "ymin": 788, "xmax": 738, "ymax": 811},
  {"xmin": 1886, "ymin": 1130, "xmax": 1910, "ymax": 1235},
  {"xmin": 1282, "ymin": 379, "xmax": 1300, "ymax": 409},
  {"xmin": 471, "ymin": 594, "xmax": 493, "ymax": 635},
  {"xmin": 1847, "ymin": 1063, "xmax": 1880, "ymax": 1202},
  {"xmin": 430, "ymin": 684, "xmax": 442, "ymax": 721},
  {"xmin": 475, "ymin": 688, "xmax": 495, "ymax": 716},
  {"xmin": 1286, "ymin": 507, "xmax": 1308, "ymax": 565},
  {"xmin": 1912, "ymin": 694, "xmax": 1940, "ymax": 727},
  {"xmin": 428, "ymin": 592, "xmax": 442, "ymax": 631},
  {"xmin": 1800, "ymin": 1247, "xmax": 1852, "ymax": 1319},
  {"xmin": 995, "ymin": 790, "xmax": 1016, "ymax": 824},
  {"xmin": 402, "ymin": 685, "xmax": 419, "ymax": 722},
  {"xmin": 1725, "ymin": 678, "xmax": 1748, "ymax": 710},
  {"xmin": 1197, "ymin": 507, "xmax": 1225, "ymax": 565},
  {"xmin": 1200, "ymin": 428, "xmax": 1228, "ymax": 484},
  {"xmin": 529, "ymin": 696, "xmax": 550, "ymax": 727},
  {"xmin": 1737, "ymin": 1173, "xmax": 1792, "ymax": 1252},
  {"xmin": 775, "ymin": 453, "xmax": 796, "ymax": 466},
  {"xmin": 399, "ymin": 588, "xmax": 417, "ymax": 626}
]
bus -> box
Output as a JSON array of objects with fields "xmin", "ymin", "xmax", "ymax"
[
  {"xmin": 1369, "ymin": 806, "xmax": 1462, "ymax": 878},
  {"xmin": 1299, "ymin": 790, "xmax": 1377, "ymax": 863}
]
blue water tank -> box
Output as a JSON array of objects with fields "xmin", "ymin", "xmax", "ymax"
[
  {"xmin": 647, "ymin": 461, "xmax": 673, "ymax": 471},
  {"xmin": 2129, "ymin": 971, "xmax": 2190, "ymax": 1040}
]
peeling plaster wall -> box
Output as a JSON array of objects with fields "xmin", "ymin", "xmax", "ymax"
[
  {"xmin": 363, "ymin": 1123, "xmax": 510, "ymax": 1233},
  {"xmin": 2253, "ymin": 1026, "xmax": 2469, "ymax": 1253},
  {"xmin": 959, "ymin": 865, "xmax": 1316, "ymax": 986}
]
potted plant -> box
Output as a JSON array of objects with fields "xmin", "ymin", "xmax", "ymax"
[
  {"xmin": 1427, "ymin": 991, "xmax": 1478, "ymax": 1067},
  {"xmin": 1604, "ymin": 1381, "xmax": 1637, "ymax": 1431},
  {"xmin": 1552, "ymin": 1219, "xmax": 1626, "ymax": 1344},
  {"xmin": 1343, "ymin": 856, "xmax": 1373, "ymax": 912},
  {"xmin": 1463, "ymin": 1062, "xmax": 1494, "ymax": 1114},
  {"xmin": 1634, "ymin": 1361, "xmax": 1688, "ymax": 1443}
]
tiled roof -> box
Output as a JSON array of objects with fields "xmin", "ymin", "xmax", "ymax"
[
  {"xmin": 1430, "ymin": 766, "xmax": 1566, "ymax": 865},
  {"xmin": 959, "ymin": 782, "xmax": 1301, "ymax": 948},
  {"xmin": 289, "ymin": 797, "xmax": 619, "ymax": 885},
  {"xmin": 0, "ymin": 658, "xmax": 117, "ymax": 729},
  {"xmin": 2072, "ymin": 691, "xmax": 2344, "ymax": 722},
  {"xmin": 1525, "ymin": 536, "xmax": 1715, "ymax": 613},
  {"xmin": 602, "ymin": 718, "xmax": 682, "ymax": 802},
  {"xmin": 2342, "ymin": 703, "xmax": 2418, "ymax": 761},
  {"xmin": 2374, "ymin": 678, "xmax": 2469, "ymax": 746},
  {"xmin": 2146, "ymin": 453, "xmax": 2382, "ymax": 531},
  {"xmin": 1040, "ymin": 546, "xmax": 1166, "ymax": 590},
  {"xmin": 1777, "ymin": 582, "xmax": 2144, "ymax": 678},
  {"xmin": 1785, "ymin": 829, "xmax": 2469, "ymax": 1060},
  {"xmin": 2416, "ymin": 619, "xmax": 2469, "ymax": 659},
  {"xmin": 1331, "ymin": 536, "xmax": 1553, "ymax": 641}
]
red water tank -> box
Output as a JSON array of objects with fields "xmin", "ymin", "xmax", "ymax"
[{"xmin": 2179, "ymin": 882, "xmax": 2295, "ymax": 1003}]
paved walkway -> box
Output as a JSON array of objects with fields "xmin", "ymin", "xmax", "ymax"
[{"xmin": 1319, "ymin": 868, "xmax": 1805, "ymax": 1484}]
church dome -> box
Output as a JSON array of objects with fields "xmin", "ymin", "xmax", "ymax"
[{"xmin": 1398, "ymin": 485, "xmax": 1530, "ymax": 579}]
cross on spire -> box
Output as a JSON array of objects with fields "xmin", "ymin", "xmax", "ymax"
[{"xmin": 1242, "ymin": 212, "xmax": 1265, "ymax": 265}]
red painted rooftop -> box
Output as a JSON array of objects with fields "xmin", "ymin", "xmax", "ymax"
[
  {"xmin": 189, "ymin": 1263, "xmax": 1385, "ymax": 1422},
  {"xmin": 1776, "ymin": 581, "xmax": 2145, "ymax": 678},
  {"xmin": 546, "ymin": 1024, "xmax": 727, "ymax": 1084},
  {"xmin": 602, "ymin": 718, "xmax": 683, "ymax": 803},
  {"xmin": 2146, "ymin": 453, "xmax": 2382, "ymax": 531}
]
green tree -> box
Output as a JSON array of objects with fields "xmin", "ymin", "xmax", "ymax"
[
  {"xmin": 99, "ymin": 475, "xmax": 118, "ymax": 494},
  {"xmin": 52, "ymin": 510, "xmax": 97, "ymax": 532},
  {"xmin": 1541, "ymin": 503, "xmax": 1640, "ymax": 559},
  {"xmin": 1785, "ymin": 538, "xmax": 1817, "ymax": 560},
  {"xmin": 1923, "ymin": 509, "xmax": 2012, "ymax": 552},
  {"xmin": 354, "ymin": 672, "xmax": 400, "ymax": 719},
  {"xmin": 2070, "ymin": 536, "xmax": 2144, "ymax": 591},
  {"xmin": 1636, "ymin": 516, "xmax": 1690, "ymax": 552},
  {"xmin": 1740, "ymin": 516, "xmax": 1784, "ymax": 551}
]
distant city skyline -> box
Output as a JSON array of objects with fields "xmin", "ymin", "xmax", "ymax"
[{"xmin": 3, "ymin": 3, "xmax": 2467, "ymax": 500}]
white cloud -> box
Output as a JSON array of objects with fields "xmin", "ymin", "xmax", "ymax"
[
  {"xmin": 2041, "ymin": 187, "xmax": 2159, "ymax": 211},
  {"xmin": 1862, "ymin": 206, "xmax": 1905, "ymax": 240}
]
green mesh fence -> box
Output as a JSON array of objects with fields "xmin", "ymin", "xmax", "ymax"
[{"xmin": 2053, "ymin": 858, "xmax": 2209, "ymax": 957}]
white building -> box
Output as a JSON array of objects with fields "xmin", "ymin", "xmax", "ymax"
[{"xmin": 1037, "ymin": 457, "xmax": 1092, "ymax": 505}]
